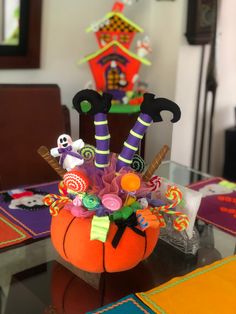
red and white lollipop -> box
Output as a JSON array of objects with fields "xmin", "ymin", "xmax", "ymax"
[{"xmin": 63, "ymin": 170, "xmax": 89, "ymax": 193}]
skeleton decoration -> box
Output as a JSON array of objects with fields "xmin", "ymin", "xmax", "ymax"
[
  {"xmin": 50, "ymin": 135, "xmax": 85, "ymax": 171},
  {"xmin": 72, "ymin": 89, "xmax": 181, "ymax": 171}
]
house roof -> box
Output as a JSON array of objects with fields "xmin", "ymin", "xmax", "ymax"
[
  {"xmin": 86, "ymin": 12, "xmax": 143, "ymax": 33},
  {"xmin": 79, "ymin": 40, "xmax": 151, "ymax": 66}
]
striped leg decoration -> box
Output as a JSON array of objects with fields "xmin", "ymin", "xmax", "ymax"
[
  {"xmin": 116, "ymin": 113, "xmax": 152, "ymax": 171},
  {"xmin": 94, "ymin": 113, "xmax": 110, "ymax": 168},
  {"xmin": 116, "ymin": 93, "xmax": 181, "ymax": 171},
  {"xmin": 72, "ymin": 89, "xmax": 112, "ymax": 170}
]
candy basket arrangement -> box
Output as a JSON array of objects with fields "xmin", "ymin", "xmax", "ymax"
[{"xmin": 38, "ymin": 89, "xmax": 201, "ymax": 273}]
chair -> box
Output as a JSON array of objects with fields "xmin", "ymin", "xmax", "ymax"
[{"xmin": 0, "ymin": 84, "xmax": 70, "ymax": 190}]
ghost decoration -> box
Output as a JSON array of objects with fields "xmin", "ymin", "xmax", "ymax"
[
  {"xmin": 121, "ymin": 0, "xmax": 133, "ymax": 5},
  {"xmin": 50, "ymin": 134, "xmax": 85, "ymax": 171},
  {"xmin": 6, "ymin": 189, "xmax": 45, "ymax": 211},
  {"xmin": 136, "ymin": 36, "xmax": 152, "ymax": 58},
  {"xmin": 199, "ymin": 183, "xmax": 236, "ymax": 198}
]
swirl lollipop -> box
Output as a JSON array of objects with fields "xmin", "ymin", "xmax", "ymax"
[
  {"xmin": 82, "ymin": 194, "xmax": 100, "ymax": 210},
  {"xmin": 152, "ymin": 185, "xmax": 183, "ymax": 214},
  {"xmin": 63, "ymin": 170, "xmax": 89, "ymax": 193},
  {"xmin": 147, "ymin": 175, "xmax": 161, "ymax": 192},
  {"xmin": 131, "ymin": 154, "xmax": 145, "ymax": 173},
  {"xmin": 173, "ymin": 215, "xmax": 189, "ymax": 231},
  {"xmin": 102, "ymin": 194, "xmax": 122, "ymax": 211},
  {"xmin": 80, "ymin": 144, "xmax": 95, "ymax": 161}
]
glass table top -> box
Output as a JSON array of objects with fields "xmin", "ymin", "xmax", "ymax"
[{"xmin": 0, "ymin": 161, "xmax": 235, "ymax": 314}]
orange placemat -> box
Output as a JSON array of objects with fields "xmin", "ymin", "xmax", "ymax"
[
  {"xmin": 137, "ymin": 255, "xmax": 236, "ymax": 314},
  {"xmin": 0, "ymin": 213, "xmax": 31, "ymax": 249}
]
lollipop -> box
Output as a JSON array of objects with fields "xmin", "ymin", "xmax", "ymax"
[
  {"xmin": 147, "ymin": 175, "xmax": 161, "ymax": 192},
  {"xmin": 151, "ymin": 185, "xmax": 183, "ymax": 215},
  {"xmin": 82, "ymin": 194, "xmax": 100, "ymax": 210},
  {"xmin": 173, "ymin": 215, "xmax": 189, "ymax": 231},
  {"xmin": 131, "ymin": 154, "xmax": 145, "ymax": 173},
  {"xmin": 121, "ymin": 173, "xmax": 141, "ymax": 192},
  {"xmin": 80, "ymin": 144, "xmax": 95, "ymax": 161},
  {"xmin": 102, "ymin": 194, "xmax": 122, "ymax": 211},
  {"xmin": 63, "ymin": 170, "xmax": 89, "ymax": 193}
]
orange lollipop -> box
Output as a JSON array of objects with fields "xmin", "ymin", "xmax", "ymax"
[{"xmin": 121, "ymin": 173, "xmax": 141, "ymax": 192}]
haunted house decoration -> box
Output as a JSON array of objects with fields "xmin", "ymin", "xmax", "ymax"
[{"xmin": 79, "ymin": 1, "xmax": 151, "ymax": 112}]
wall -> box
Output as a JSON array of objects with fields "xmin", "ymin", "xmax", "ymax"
[
  {"xmin": 0, "ymin": 0, "xmax": 184, "ymax": 164},
  {"xmin": 211, "ymin": 0, "xmax": 236, "ymax": 175},
  {"xmin": 171, "ymin": 0, "xmax": 236, "ymax": 176}
]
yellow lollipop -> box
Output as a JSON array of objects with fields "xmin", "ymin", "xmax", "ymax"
[{"xmin": 121, "ymin": 173, "xmax": 141, "ymax": 192}]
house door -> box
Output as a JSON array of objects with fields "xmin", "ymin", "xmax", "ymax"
[{"xmin": 106, "ymin": 66, "xmax": 121, "ymax": 91}]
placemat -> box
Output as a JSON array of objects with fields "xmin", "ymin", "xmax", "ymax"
[
  {"xmin": 0, "ymin": 181, "xmax": 59, "ymax": 238},
  {"xmin": 88, "ymin": 295, "xmax": 155, "ymax": 314},
  {"xmin": 137, "ymin": 255, "xmax": 236, "ymax": 314},
  {"xmin": 189, "ymin": 177, "xmax": 236, "ymax": 235},
  {"xmin": 0, "ymin": 212, "xmax": 31, "ymax": 249}
]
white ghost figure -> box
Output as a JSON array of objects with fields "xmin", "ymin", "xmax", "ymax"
[
  {"xmin": 9, "ymin": 193, "xmax": 44, "ymax": 210},
  {"xmin": 121, "ymin": 0, "xmax": 133, "ymax": 5},
  {"xmin": 136, "ymin": 36, "xmax": 152, "ymax": 58},
  {"xmin": 50, "ymin": 134, "xmax": 85, "ymax": 171},
  {"xmin": 199, "ymin": 183, "xmax": 234, "ymax": 197}
]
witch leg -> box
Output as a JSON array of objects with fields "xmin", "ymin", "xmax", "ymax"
[
  {"xmin": 72, "ymin": 89, "xmax": 112, "ymax": 169},
  {"xmin": 116, "ymin": 93, "xmax": 181, "ymax": 171}
]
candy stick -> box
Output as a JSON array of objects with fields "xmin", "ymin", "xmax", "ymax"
[
  {"xmin": 116, "ymin": 93, "xmax": 180, "ymax": 171},
  {"xmin": 151, "ymin": 207, "xmax": 189, "ymax": 231},
  {"xmin": 43, "ymin": 193, "xmax": 70, "ymax": 216},
  {"xmin": 37, "ymin": 146, "xmax": 66, "ymax": 178},
  {"xmin": 143, "ymin": 145, "xmax": 169, "ymax": 181}
]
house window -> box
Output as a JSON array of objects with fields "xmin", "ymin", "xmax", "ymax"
[
  {"xmin": 100, "ymin": 33, "xmax": 111, "ymax": 45},
  {"xmin": 119, "ymin": 34, "xmax": 130, "ymax": 44}
]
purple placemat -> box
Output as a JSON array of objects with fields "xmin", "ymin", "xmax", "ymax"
[
  {"xmin": 0, "ymin": 181, "xmax": 59, "ymax": 238},
  {"xmin": 189, "ymin": 177, "xmax": 236, "ymax": 235}
]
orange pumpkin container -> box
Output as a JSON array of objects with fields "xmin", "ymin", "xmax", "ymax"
[
  {"xmin": 42, "ymin": 89, "xmax": 181, "ymax": 274},
  {"xmin": 51, "ymin": 208, "xmax": 159, "ymax": 273}
]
